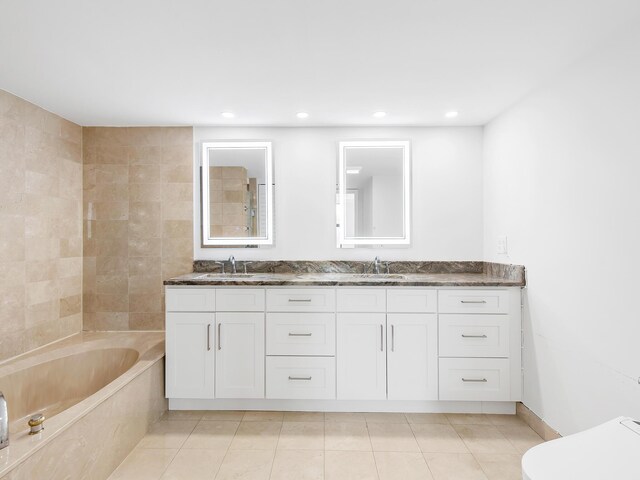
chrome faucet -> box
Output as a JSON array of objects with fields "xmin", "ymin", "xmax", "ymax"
[
  {"xmin": 0, "ymin": 391, "xmax": 8, "ymax": 450},
  {"xmin": 373, "ymin": 256, "xmax": 381, "ymax": 274},
  {"xmin": 228, "ymin": 255, "xmax": 237, "ymax": 274}
]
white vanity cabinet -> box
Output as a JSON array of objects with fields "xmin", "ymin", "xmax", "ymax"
[
  {"xmin": 336, "ymin": 312, "xmax": 387, "ymax": 400},
  {"xmin": 165, "ymin": 284, "xmax": 522, "ymax": 412},
  {"xmin": 165, "ymin": 311, "xmax": 215, "ymax": 399}
]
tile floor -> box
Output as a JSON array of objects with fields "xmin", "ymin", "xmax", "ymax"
[{"xmin": 108, "ymin": 411, "xmax": 544, "ymax": 480}]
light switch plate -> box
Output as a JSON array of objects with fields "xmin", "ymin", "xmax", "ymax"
[{"xmin": 497, "ymin": 235, "xmax": 508, "ymax": 255}]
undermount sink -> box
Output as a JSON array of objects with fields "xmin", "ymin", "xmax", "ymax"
[
  {"xmin": 349, "ymin": 273, "xmax": 406, "ymax": 279},
  {"xmin": 195, "ymin": 273, "xmax": 259, "ymax": 279}
]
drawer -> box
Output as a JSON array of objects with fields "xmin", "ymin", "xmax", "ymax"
[
  {"xmin": 266, "ymin": 289, "xmax": 335, "ymax": 312},
  {"xmin": 337, "ymin": 288, "xmax": 386, "ymax": 312},
  {"xmin": 165, "ymin": 288, "xmax": 215, "ymax": 312},
  {"xmin": 439, "ymin": 315, "xmax": 509, "ymax": 358},
  {"xmin": 439, "ymin": 358, "xmax": 510, "ymax": 401},
  {"xmin": 387, "ymin": 289, "xmax": 437, "ymax": 313},
  {"xmin": 266, "ymin": 356, "xmax": 336, "ymax": 399},
  {"xmin": 438, "ymin": 290, "xmax": 509, "ymax": 314},
  {"xmin": 216, "ymin": 289, "xmax": 265, "ymax": 311},
  {"xmin": 266, "ymin": 313, "xmax": 335, "ymax": 356}
]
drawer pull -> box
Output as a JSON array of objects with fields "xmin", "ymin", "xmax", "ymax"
[
  {"xmin": 207, "ymin": 324, "xmax": 212, "ymax": 351},
  {"xmin": 461, "ymin": 334, "xmax": 488, "ymax": 338},
  {"xmin": 217, "ymin": 323, "xmax": 222, "ymax": 350},
  {"xmin": 461, "ymin": 377, "xmax": 488, "ymax": 382},
  {"xmin": 288, "ymin": 332, "xmax": 313, "ymax": 337},
  {"xmin": 289, "ymin": 298, "xmax": 312, "ymax": 302},
  {"xmin": 288, "ymin": 376, "xmax": 312, "ymax": 381},
  {"xmin": 391, "ymin": 324, "xmax": 395, "ymax": 352},
  {"xmin": 460, "ymin": 300, "xmax": 487, "ymax": 304},
  {"xmin": 380, "ymin": 324, "xmax": 384, "ymax": 351}
]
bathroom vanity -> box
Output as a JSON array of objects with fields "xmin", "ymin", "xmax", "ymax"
[{"xmin": 164, "ymin": 262, "xmax": 524, "ymax": 414}]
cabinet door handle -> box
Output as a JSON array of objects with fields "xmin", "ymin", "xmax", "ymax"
[
  {"xmin": 460, "ymin": 300, "xmax": 487, "ymax": 304},
  {"xmin": 380, "ymin": 324, "xmax": 384, "ymax": 351},
  {"xmin": 461, "ymin": 334, "xmax": 487, "ymax": 338},
  {"xmin": 288, "ymin": 332, "xmax": 313, "ymax": 336},
  {"xmin": 289, "ymin": 298, "xmax": 312, "ymax": 302},
  {"xmin": 391, "ymin": 324, "xmax": 395, "ymax": 352},
  {"xmin": 461, "ymin": 378, "xmax": 488, "ymax": 382},
  {"xmin": 207, "ymin": 324, "xmax": 211, "ymax": 351},
  {"xmin": 288, "ymin": 376, "xmax": 312, "ymax": 381},
  {"xmin": 217, "ymin": 323, "xmax": 221, "ymax": 350}
]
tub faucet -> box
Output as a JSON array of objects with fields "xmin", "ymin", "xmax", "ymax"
[
  {"xmin": 228, "ymin": 255, "xmax": 237, "ymax": 274},
  {"xmin": 0, "ymin": 391, "xmax": 8, "ymax": 450}
]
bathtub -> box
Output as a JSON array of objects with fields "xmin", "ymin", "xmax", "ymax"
[{"xmin": 0, "ymin": 332, "xmax": 166, "ymax": 480}]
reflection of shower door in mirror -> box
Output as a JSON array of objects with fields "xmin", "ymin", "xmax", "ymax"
[{"xmin": 201, "ymin": 141, "xmax": 273, "ymax": 247}]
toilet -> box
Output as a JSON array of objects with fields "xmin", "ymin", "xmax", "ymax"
[{"xmin": 522, "ymin": 417, "xmax": 640, "ymax": 479}]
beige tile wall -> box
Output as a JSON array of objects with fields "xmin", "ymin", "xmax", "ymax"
[
  {"xmin": 83, "ymin": 127, "xmax": 193, "ymax": 331},
  {"xmin": 0, "ymin": 90, "xmax": 83, "ymax": 362}
]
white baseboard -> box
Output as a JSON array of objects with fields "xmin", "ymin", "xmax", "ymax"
[{"xmin": 168, "ymin": 398, "xmax": 516, "ymax": 414}]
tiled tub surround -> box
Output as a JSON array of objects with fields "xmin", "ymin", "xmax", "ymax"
[
  {"xmin": 0, "ymin": 89, "xmax": 83, "ymax": 362},
  {"xmin": 82, "ymin": 126, "xmax": 194, "ymax": 332},
  {"xmin": 173, "ymin": 261, "xmax": 525, "ymax": 287},
  {"xmin": 0, "ymin": 332, "xmax": 166, "ymax": 480}
]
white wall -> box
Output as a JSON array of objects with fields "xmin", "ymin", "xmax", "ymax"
[
  {"xmin": 484, "ymin": 25, "xmax": 640, "ymax": 435},
  {"xmin": 194, "ymin": 127, "xmax": 483, "ymax": 261}
]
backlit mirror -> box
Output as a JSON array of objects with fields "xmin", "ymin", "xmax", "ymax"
[
  {"xmin": 201, "ymin": 141, "xmax": 273, "ymax": 246},
  {"xmin": 337, "ymin": 140, "xmax": 410, "ymax": 247}
]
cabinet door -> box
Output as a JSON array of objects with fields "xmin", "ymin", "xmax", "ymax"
[
  {"xmin": 215, "ymin": 312, "xmax": 265, "ymax": 398},
  {"xmin": 166, "ymin": 312, "xmax": 215, "ymax": 399},
  {"xmin": 387, "ymin": 314, "xmax": 438, "ymax": 400},
  {"xmin": 336, "ymin": 313, "xmax": 386, "ymax": 400}
]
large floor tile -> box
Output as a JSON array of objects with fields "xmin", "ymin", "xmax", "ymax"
[
  {"xmin": 278, "ymin": 421, "xmax": 325, "ymax": 450},
  {"xmin": 161, "ymin": 410, "xmax": 205, "ymax": 421},
  {"xmin": 486, "ymin": 415, "xmax": 527, "ymax": 428},
  {"xmin": 230, "ymin": 421, "xmax": 282, "ymax": 450},
  {"xmin": 424, "ymin": 453, "xmax": 488, "ymax": 480},
  {"xmin": 474, "ymin": 453, "xmax": 523, "ymax": 480},
  {"xmin": 445, "ymin": 414, "xmax": 492, "ymax": 426},
  {"xmin": 214, "ymin": 449, "xmax": 274, "ymax": 480},
  {"xmin": 182, "ymin": 420, "xmax": 240, "ymax": 450},
  {"xmin": 109, "ymin": 448, "xmax": 177, "ymax": 480},
  {"xmin": 411, "ymin": 424, "xmax": 469, "ymax": 454},
  {"xmin": 138, "ymin": 420, "xmax": 198, "ymax": 449},
  {"xmin": 495, "ymin": 425, "xmax": 544, "ymax": 454},
  {"xmin": 368, "ymin": 423, "xmax": 420, "ymax": 452},
  {"xmin": 242, "ymin": 411, "xmax": 285, "ymax": 422},
  {"xmin": 405, "ymin": 413, "xmax": 450, "ymax": 425},
  {"xmin": 160, "ymin": 448, "xmax": 226, "ymax": 480},
  {"xmin": 284, "ymin": 411, "xmax": 325, "ymax": 422},
  {"xmin": 201, "ymin": 410, "xmax": 246, "ymax": 421},
  {"xmin": 453, "ymin": 425, "xmax": 518, "ymax": 455},
  {"xmin": 270, "ymin": 449, "xmax": 324, "ymax": 480},
  {"xmin": 374, "ymin": 451, "xmax": 434, "ymax": 480},
  {"xmin": 325, "ymin": 450, "xmax": 379, "ymax": 480},
  {"xmin": 324, "ymin": 412, "xmax": 367, "ymax": 423},
  {"xmin": 365, "ymin": 412, "xmax": 408, "ymax": 424},
  {"xmin": 325, "ymin": 422, "xmax": 372, "ymax": 451}
]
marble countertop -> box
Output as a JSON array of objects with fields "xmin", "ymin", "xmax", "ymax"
[{"xmin": 164, "ymin": 271, "xmax": 524, "ymax": 287}]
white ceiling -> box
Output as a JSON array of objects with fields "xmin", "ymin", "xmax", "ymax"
[{"xmin": 1, "ymin": 0, "xmax": 639, "ymax": 127}]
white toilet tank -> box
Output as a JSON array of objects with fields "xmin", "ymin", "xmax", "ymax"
[{"xmin": 522, "ymin": 417, "xmax": 640, "ymax": 480}]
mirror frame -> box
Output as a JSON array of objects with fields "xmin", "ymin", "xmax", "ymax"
[
  {"xmin": 201, "ymin": 140, "xmax": 274, "ymax": 247},
  {"xmin": 337, "ymin": 140, "xmax": 411, "ymax": 247}
]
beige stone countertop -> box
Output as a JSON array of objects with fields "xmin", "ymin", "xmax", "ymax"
[{"xmin": 164, "ymin": 272, "xmax": 525, "ymax": 287}]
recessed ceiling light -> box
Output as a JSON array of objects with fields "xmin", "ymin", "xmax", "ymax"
[
  {"xmin": 373, "ymin": 111, "xmax": 387, "ymax": 118},
  {"xmin": 296, "ymin": 112, "xmax": 309, "ymax": 119},
  {"xmin": 445, "ymin": 111, "xmax": 459, "ymax": 118},
  {"xmin": 221, "ymin": 112, "xmax": 235, "ymax": 118},
  {"xmin": 346, "ymin": 166, "xmax": 362, "ymax": 175}
]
